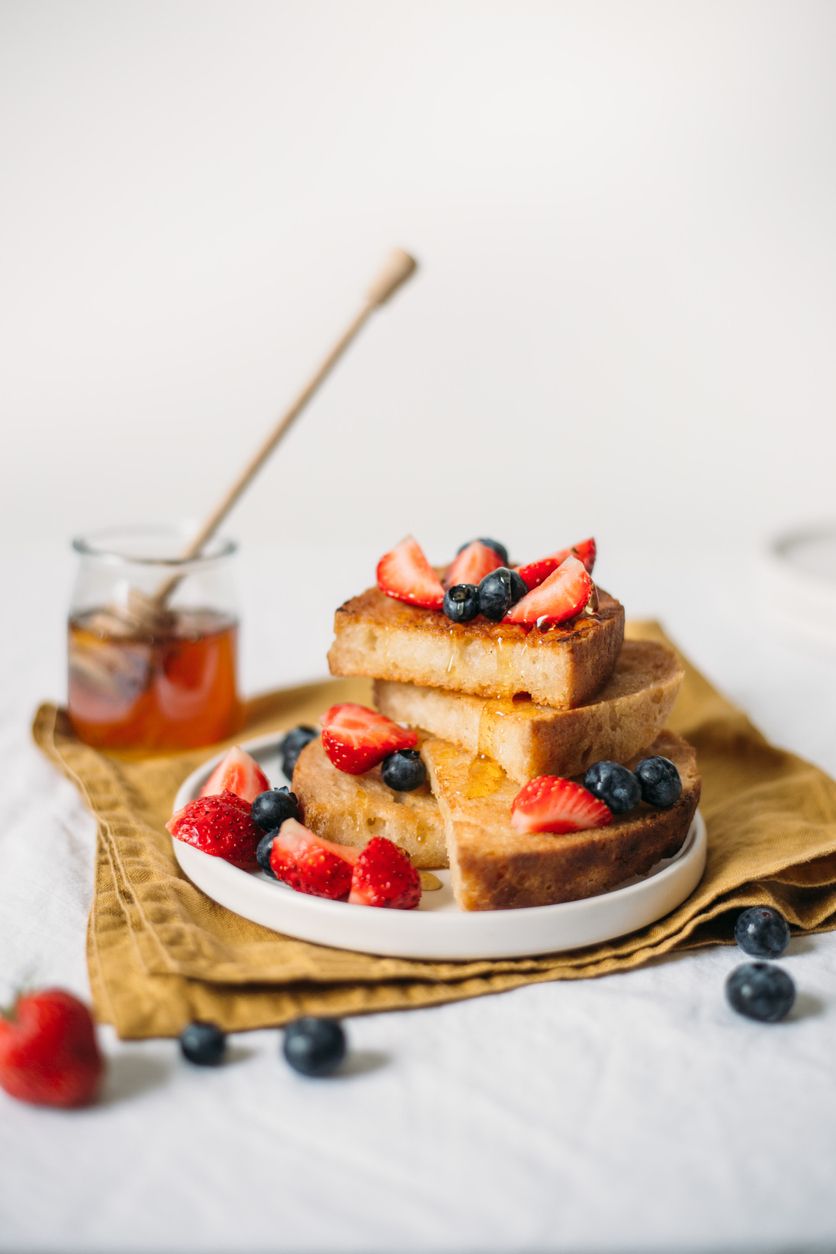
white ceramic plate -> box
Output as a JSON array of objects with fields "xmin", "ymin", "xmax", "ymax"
[{"xmin": 172, "ymin": 732, "xmax": 707, "ymax": 961}]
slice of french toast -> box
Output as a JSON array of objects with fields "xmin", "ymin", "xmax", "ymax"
[
  {"xmin": 292, "ymin": 737, "xmax": 447, "ymax": 869},
  {"xmin": 328, "ymin": 585, "xmax": 625, "ymax": 709},
  {"xmin": 422, "ymin": 731, "xmax": 701, "ymax": 911},
  {"xmin": 374, "ymin": 640, "xmax": 683, "ymax": 784}
]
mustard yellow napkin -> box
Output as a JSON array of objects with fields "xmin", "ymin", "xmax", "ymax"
[{"xmin": 33, "ymin": 624, "xmax": 836, "ymax": 1039}]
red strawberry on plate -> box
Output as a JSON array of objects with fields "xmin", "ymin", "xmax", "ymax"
[
  {"xmin": 511, "ymin": 776, "xmax": 613, "ymax": 835},
  {"xmin": 443, "ymin": 540, "xmax": 504, "ymax": 589},
  {"xmin": 270, "ymin": 818, "xmax": 356, "ymax": 899},
  {"xmin": 504, "ymin": 554, "xmax": 593, "ymax": 627},
  {"xmin": 377, "ymin": 535, "xmax": 445, "ymax": 610},
  {"xmin": 200, "ymin": 746, "xmax": 270, "ymax": 804},
  {"xmin": 167, "ymin": 789, "xmax": 262, "ymax": 868},
  {"xmin": 0, "ymin": 989, "xmax": 105, "ymax": 1108},
  {"xmin": 348, "ymin": 836, "xmax": 421, "ymax": 909},
  {"xmin": 321, "ymin": 703, "xmax": 418, "ymax": 775},
  {"xmin": 516, "ymin": 537, "xmax": 597, "ymax": 590}
]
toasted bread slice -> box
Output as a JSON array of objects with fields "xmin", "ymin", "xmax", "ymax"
[
  {"xmin": 422, "ymin": 731, "xmax": 701, "ymax": 910},
  {"xmin": 292, "ymin": 737, "xmax": 447, "ymax": 869},
  {"xmin": 328, "ymin": 586, "xmax": 624, "ymax": 709},
  {"xmin": 374, "ymin": 640, "xmax": 684, "ymax": 784}
]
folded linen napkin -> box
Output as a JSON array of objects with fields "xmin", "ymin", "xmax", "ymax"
[{"xmin": 33, "ymin": 623, "xmax": 836, "ymax": 1039}]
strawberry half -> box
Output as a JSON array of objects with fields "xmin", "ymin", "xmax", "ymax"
[
  {"xmin": 200, "ymin": 746, "xmax": 270, "ymax": 804},
  {"xmin": 376, "ymin": 536, "xmax": 445, "ymax": 610},
  {"xmin": 167, "ymin": 789, "xmax": 262, "ymax": 868},
  {"xmin": 270, "ymin": 818, "xmax": 356, "ymax": 900},
  {"xmin": 320, "ymin": 703, "xmax": 418, "ymax": 775},
  {"xmin": 348, "ymin": 836, "xmax": 421, "ymax": 909},
  {"xmin": 511, "ymin": 776, "xmax": 613, "ymax": 835},
  {"xmin": 443, "ymin": 540, "xmax": 504, "ymax": 589},
  {"xmin": 516, "ymin": 537, "xmax": 597, "ymax": 591},
  {"xmin": 504, "ymin": 554, "xmax": 593, "ymax": 627}
]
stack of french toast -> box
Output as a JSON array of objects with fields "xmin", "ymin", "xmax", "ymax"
[{"xmin": 293, "ymin": 535, "xmax": 701, "ymax": 911}]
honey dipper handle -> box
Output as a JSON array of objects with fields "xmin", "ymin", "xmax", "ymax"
[{"xmin": 154, "ymin": 248, "xmax": 418, "ymax": 604}]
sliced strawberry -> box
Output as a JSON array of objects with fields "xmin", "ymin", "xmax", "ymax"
[
  {"xmin": 511, "ymin": 776, "xmax": 613, "ymax": 835},
  {"xmin": 376, "ymin": 535, "xmax": 445, "ymax": 610},
  {"xmin": 504, "ymin": 554, "xmax": 593, "ymax": 627},
  {"xmin": 320, "ymin": 703, "xmax": 418, "ymax": 775},
  {"xmin": 167, "ymin": 790, "xmax": 261, "ymax": 868},
  {"xmin": 269, "ymin": 818, "xmax": 356, "ymax": 900},
  {"xmin": 516, "ymin": 537, "xmax": 597, "ymax": 590},
  {"xmin": 443, "ymin": 540, "xmax": 504, "ymax": 589},
  {"xmin": 348, "ymin": 836, "xmax": 421, "ymax": 909},
  {"xmin": 199, "ymin": 746, "xmax": 270, "ymax": 804}
]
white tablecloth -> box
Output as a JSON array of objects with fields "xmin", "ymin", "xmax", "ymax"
[{"xmin": 2, "ymin": 539, "xmax": 836, "ymax": 1254}]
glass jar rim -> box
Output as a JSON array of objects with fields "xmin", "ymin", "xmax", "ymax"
[{"xmin": 71, "ymin": 524, "xmax": 238, "ymax": 569}]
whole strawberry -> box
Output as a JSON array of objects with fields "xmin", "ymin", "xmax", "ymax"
[
  {"xmin": 0, "ymin": 989, "xmax": 105, "ymax": 1108},
  {"xmin": 167, "ymin": 789, "xmax": 262, "ymax": 868},
  {"xmin": 349, "ymin": 836, "xmax": 422, "ymax": 909}
]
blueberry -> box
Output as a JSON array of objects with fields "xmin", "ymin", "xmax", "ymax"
[
  {"xmin": 457, "ymin": 537, "xmax": 509, "ymax": 565},
  {"xmin": 734, "ymin": 907, "xmax": 790, "ymax": 959},
  {"xmin": 443, "ymin": 583, "xmax": 480, "ymax": 623},
  {"xmin": 283, "ymin": 1017, "xmax": 347, "ymax": 1076},
  {"xmin": 478, "ymin": 568, "xmax": 515, "ymax": 621},
  {"xmin": 179, "ymin": 1021, "xmax": 227, "ymax": 1066},
  {"xmin": 634, "ymin": 755, "xmax": 682, "ymax": 808},
  {"xmin": 725, "ymin": 962, "xmax": 795, "ymax": 1023},
  {"xmin": 252, "ymin": 787, "xmax": 300, "ymax": 831},
  {"xmin": 583, "ymin": 761, "xmax": 641, "ymax": 815},
  {"xmin": 381, "ymin": 748, "xmax": 426, "ymax": 791},
  {"xmin": 279, "ymin": 725, "xmax": 318, "ymax": 780},
  {"xmin": 508, "ymin": 568, "xmax": 527, "ymax": 606},
  {"xmin": 256, "ymin": 830, "xmax": 278, "ymax": 878}
]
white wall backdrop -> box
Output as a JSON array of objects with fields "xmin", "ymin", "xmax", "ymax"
[{"xmin": 2, "ymin": 0, "xmax": 835, "ymax": 562}]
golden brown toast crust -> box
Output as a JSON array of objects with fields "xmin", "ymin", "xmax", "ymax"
[
  {"xmin": 328, "ymin": 585, "xmax": 625, "ymax": 709},
  {"xmin": 292, "ymin": 737, "xmax": 447, "ymax": 869},
  {"xmin": 422, "ymin": 731, "xmax": 701, "ymax": 910},
  {"xmin": 375, "ymin": 639, "xmax": 684, "ymax": 783}
]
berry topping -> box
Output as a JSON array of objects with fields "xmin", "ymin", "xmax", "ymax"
[
  {"xmin": 283, "ymin": 1017, "xmax": 347, "ymax": 1077},
  {"xmin": 279, "ymin": 725, "xmax": 318, "ymax": 781},
  {"xmin": 252, "ymin": 787, "xmax": 301, "ymax": 831},
  {"xmin": 444, "ymin": 540, "xmax": 504, "ymax": 588},
  {"xmin": 348, "ymin": 836, "xmax": 422, "ymax": 909},
  {"xmin": 167, "ymin": 790, "xmax": 262, "ymax": 868},
  {"xmin": 734, "ymin": 907, "xmax": 791, "ymax": 959},
  {"xmin": 381, "ymin": 748, "xmax": 427, "ymax": 792},
  {"xmin": 457, "ymin": 537, "xmax": 509, "ymax": 565},
  {"xmin": 443, "ymin": 583, "xmax": 480, "ymax": 623},
  {"xmin": 377, "ymin": 535, "xmax": 445, "ymax": 610},
  {"xmin": 320, "ymin": 702, "xmax": 417, "ymax": 775},
  {"xmin": 725, "ymin": 962, "xmax": 796, "ymax": 1023},
  {"xmin": 511, "ymin": 776, "xmax": 613, "ymax": 835},
  {"xmin": 583, "ymin": 761, "xmax": 641, "ymax": 815},
  {"xmin": 179, "ymin": 1021, "xmax": 227, "ymax": 1066},
  {"xmin": 0, "ymin": 989, "xmax": 104, "ymax": 1109},
  {"xmin": 504, "ymin": 554, "xmax": 592, "ymax": 627},
  {"xmin": 269, "ymin": 818, "xmax": 357, "ymax": 899},
  {"xmin": 199, "ymin": 746, "xmax": 271, "ymax": 805},
  {"xmin": 516, "ymin": 537, "xmax": 597, "ymax": 590},
  {"xmin": 256, "ymin": 829, "xmax": 278, "ymax": 877},
  {"xmin": 634, "ymin": 755, "xmax": 682, "ymax": 808},
  {"xmin": 478, "ymin": 567, "xmax": 525, "ymax": 622}
]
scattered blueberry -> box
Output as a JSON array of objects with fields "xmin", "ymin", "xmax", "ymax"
[
  {"xmin": 508, "ymin": 568, "xmax": 527, "ymax": 606},
  {"xmin": 735, "ymin": 907, "xmax": 791, "ymax": 959},
  {"xmin": 279, "ymin": 725, "xmax": 318, "ymax": 780},
  {"xmin": 256, "ymin": 830, "xmax": 278, "ymax": 878},
  {"xmin": 252, "ymin": 787, "xmax": 301, "ymax": 831},
  {"xmin": 179, "ymin": 1021, "xmax": 227, "ymax": 1066},
  {"xmin": 584, "ymin": 761, "xmax": 641, "ymax": 815},
  {"xmin": 382, "ymin": 748, "xmax": 427, "ymax": 792},
  {"xmin": 444, "ymin": 583, "xmax": 480, "ymax": 623},
  {"xmin": 283, "ymin": 1017, "xmax": 347, "ymax": 1076},
  {"xmin": 457, "ymin": 537, "xmax": 509, "ymax": 565},
  {"xmin": 634, "ymin": 755, "xmax": 682, "ymax": 808},
  {"xmin": 725, "ymin": 962, "xmax": 795, "ymax": 1023},
  {"xmin": 478, "ymin": 568, "xmax": 515, "ymax": 621}
]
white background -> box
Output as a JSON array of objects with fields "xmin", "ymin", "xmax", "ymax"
[{"xmin": 3, "ymin": 4, "xmax": 836, "ymax": 1253}]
